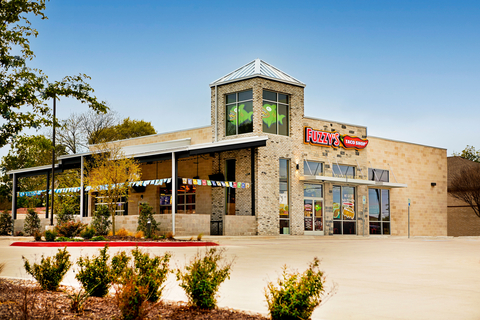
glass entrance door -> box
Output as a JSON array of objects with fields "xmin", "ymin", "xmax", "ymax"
[
  {"xmin": 304, "ymin": 199, "xmax": 323, "ymax": 233},
  {"xmin": 304, "ymin": 184, "xmax": 324, "ymax": 235}
]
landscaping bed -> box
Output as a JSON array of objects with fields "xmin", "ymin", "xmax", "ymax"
[
  {"xmin": 0, "ymin": 279, "xmax": 268, "ymax": 320},
  {"xmin": 10, "ymin": 235, "xmax": 218, "ymax": 247}
]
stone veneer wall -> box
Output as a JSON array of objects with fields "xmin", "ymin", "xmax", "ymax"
[
  {"xmin": 447, "ymin": 196, "xmax": 480, "ymax": 236},
  {"xmin": 367, "ymin": 137, "xmax": 447, "ymax": 236},
  {"xmin": 82, "ymin": 214, "xmax": 210, "ymax": 236},
  {"xmin": 302, "ymin": 117, "xmax": 369, "ymax": 235},
  {"xmin": 224, "ymin": 215, "xmax": 256, "ymax": 236},
  {"xmin": 111, "ymin": 126, "xmax": 212, "ymax": 148},
  {"xmin": 212, "ymin": 78, "xmax": 306, "ymax": 235}
]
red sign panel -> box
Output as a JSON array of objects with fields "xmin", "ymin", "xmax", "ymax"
[{"xmin": 304, "ymin": 127, "xmax": 368, "ymax": 150}]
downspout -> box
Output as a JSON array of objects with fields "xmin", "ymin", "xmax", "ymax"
[
  {"xmin": 11, "ymin": 173, "xmax": 17, "ymax": 235},
  {"xmin": 214, "ymin": 85, "xmax": 218, "ymax": 142}
]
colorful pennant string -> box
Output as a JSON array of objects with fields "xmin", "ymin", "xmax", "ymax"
[{"xmin": 18, "ymin": 177, "xmax": 250, "ymax": 197}]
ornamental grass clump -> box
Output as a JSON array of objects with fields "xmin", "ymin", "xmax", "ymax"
[
  {"xmin": 22, "ymin": 247, "xmax": 72, "ymax": 291},
  {"xmin": 265, "ymin": 257, "xmax": 327, "ymax": 320},
  {"xmin": 176, "ymin": 247, "xmax": 234, "ymax": 309}
]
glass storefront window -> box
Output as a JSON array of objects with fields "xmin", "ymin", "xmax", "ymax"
[
  {"xmin": 279, "ymin": 159, "xmax": 290, "ymax": 234},
  {"xmin": 226, "ymin": 90, "xmax": 253, "ymax": 136},
  {"xmin": 304, "ymin": 161, "xmax": 323, "ymax": 176},
  {"xmin": 332, "ymin": 165, "xmax": 355, "ymax": 178},
  {"xmin": 159, "ymin": 183, "xmax": 196, "ymax": 214},
  {"xmin": 368, "ymin": 168, "xmax": 389, "ymax": 182},
  {"xmin": 368, "ymin": 188, "xmax": 390, "ymax": 234},
  {"xmin": 333, "ymin": 185, "xmax": 356, "ymax": 234},
  {"xmin": 263, "ymin": 90, "xmax": 289, "ymax": 136},
  {"xmin": 304, "ymin": 184, "xmax": 323, "ymax": 198}
]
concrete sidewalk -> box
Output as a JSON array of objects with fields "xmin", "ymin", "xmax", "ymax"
[{"xmin": 1, "ymin": 236, "xmax": 479, "ymax": 319}]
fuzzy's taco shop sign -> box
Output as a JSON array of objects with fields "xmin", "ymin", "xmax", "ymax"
[{"xmin": 304, "ymin": 127, "xmax": 368, "ymax": 150}]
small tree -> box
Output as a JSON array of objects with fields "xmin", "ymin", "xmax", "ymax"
[
  {"xmin": 91, "ymin": 205, "xmax": 112, "ymax": 236},
  {"xmin": 137, "ymin": 203, "xmax": 159, "ymax": 238},
  {"xmin": 0, "ymin": 210, "xmax": 13, "ymax": 235},
  {"xmin": 453, "ymin": 145, "xmax": 480, "ymax": 163},
  {"xmin": 85, "ymin": 143, "xmax": 140, "ymax": 236},
  {"xmin": 449, "ymin": 165, "xmax": 480, "ymax": 218},
  {"xmin": 24, "ymin": 208, "xmax": 41, "ymax": 236}
]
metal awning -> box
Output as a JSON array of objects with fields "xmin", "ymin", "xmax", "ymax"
[
  {"xmin": 300, "ymin": 175, "xmax": 376, "ymax": 186},
  {"xmin": 300, "ymin": 175, "xmax": 407, "ymax": 188},
  {"xmin": 7, "ymin": 136, "xmax": 269, "ymax": 178}
]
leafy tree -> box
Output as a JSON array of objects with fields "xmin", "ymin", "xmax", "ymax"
[
  {"xmin": 453, "ymin": 145, "xmax": 480, "ymax": 163},
  {"xmin": 85, "ymin": 144, "xmax": 141, "ymax": 235},
  {"xmin": 1, "ymin": 134, "xmax": 66, "ymax": 193},
  {"xmin": 98, "ymin": 117, "xmax": 156, "ymax": 143},
  {"xmin": 448, "ymin": 164, "xmax": 480, "ymax": 218},
  {"xmin": 0, "ymin": 0, "xmax": 108, "ymax": 148}
]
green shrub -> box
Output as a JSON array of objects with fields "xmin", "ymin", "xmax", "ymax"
[
  {"xmin": 15, "ymin": 230, "xmax": 24, "ymax": 236},
  {"xmin": 176, "ymin": 247, "xmax": 234, "ymax": 309},
  {"xmin": 75, "ymin": 245, "xmax": 130, "ymax": 297},
  {"xmin": 55, "ymin": 220, "xmax": 86, "ymax": 238},
  {"xmin": 91, "ymin": 205, "xmax": 111, "ymax": 236},
  {"xmin": 91, "ymin": 235, "xmax": 106, "ymax": 241},
  {"xmin": 137, "ymin": 203, "xmax": 159, "ymax": 238},
  {"xmin": 55, "ymin": 203, "xmax": 76, "ymax": 224},
  {"xmin": 22, "ymin": 247, "xmax": 72, "ymax": 291},
  {"xmin": 265, "ymin": 257, "xmax": 326, "ymax": 320},
  {"xmin": 130, "ymin": 247, "xmax": 171, "ymax": 302},
  {"xmin": 80, "ymin": 226, "xmax": 96, "ymax": 239},
  {"xmin": 115, "ymin": 270, "xmax": 150, "ymax": 320},
  {"xmin": 24, "ymin": 208, "xmax": 41, "ymax": 236},
  {"xmin": 0, "ymin": 210, "xmax": 13, "ymax": 235},
  {"xmin": 55, "ymin": 236, "xmax": 71, "ymax": 242},
  {"xmin": 33, "ymin": 229, "xmax": 42, "ymax": 241},
  {"xmin": 45, "ymin": 230, "xmax": 57, "ymax": 242}
]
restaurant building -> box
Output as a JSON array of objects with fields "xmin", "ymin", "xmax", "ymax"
[{"xmin": 9, "ymin": 59, "xmax": 448, "ymax": 236}]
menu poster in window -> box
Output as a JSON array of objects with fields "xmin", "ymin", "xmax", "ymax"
[
  {"xmin": 333, "ymin": 202, "xmax": 340, "ymax": 219},
  {"xmin": 342, "ymin": 193, "xmax": 355, "ymax": 220}
]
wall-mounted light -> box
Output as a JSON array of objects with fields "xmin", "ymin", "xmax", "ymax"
[
  {"xmin": 296, "ymin": 163, "xmax": 299, "ymax": 170},
  {"xmin": 431, "ymin": 182, "xmax": 436, "ymax": 187}
]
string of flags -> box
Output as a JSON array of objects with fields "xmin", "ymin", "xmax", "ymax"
[{"xmin": 17, "ymin": 177, "xmax": 250, "ymax": 197}]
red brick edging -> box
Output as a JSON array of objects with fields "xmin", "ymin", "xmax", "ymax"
[{"xmin": 10, "ymin": 241, "xmax": 218, "ymax": 247}]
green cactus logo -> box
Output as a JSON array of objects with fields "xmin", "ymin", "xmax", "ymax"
[
  {"xmin": 229, "ymin": 104, "xmax": 253, "ymax": 125},
  {"xmin": 262, "ymin": 104, "xmax": 285, "ymax": 128}
]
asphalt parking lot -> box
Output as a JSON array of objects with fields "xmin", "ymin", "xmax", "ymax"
[{"xmin": 1, "ymin": 235, "xmax": 479, "ymax": 320}]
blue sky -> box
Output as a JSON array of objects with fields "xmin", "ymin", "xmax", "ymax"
[{"xmin": 5, "ymin": 0, "xmax": 480, "ymax": 157}]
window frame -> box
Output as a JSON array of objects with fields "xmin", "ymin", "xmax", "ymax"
[
  {"xmin": 368, "ymin": 168, "xmax": 390, "ymax": 182},
  {"xmin": 303, "ymin": 160, "xmax": 323, "ymax": 176},
  {"xmin": 225, "ymin": 89, "xmax": 253, "ymax": 136},
  {"xmin": 368, "ymin": 188, "xmax": 390, "ymax": 235},
  {"xmin": 262, "ymin": 90, "xmax": 290, "ymax": 136}
]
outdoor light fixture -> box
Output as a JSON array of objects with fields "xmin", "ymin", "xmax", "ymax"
[
  {"xmin": 296, "ymin": 163, "xmax": 299, "ymax": 170},
  {"xmin": 431, "ymin": 182, "xmax": 436, "ymax": 187}
]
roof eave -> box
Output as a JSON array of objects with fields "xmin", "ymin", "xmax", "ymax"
[{"xmin": 209, "ymin": 74, "xmax": 306, "ymax": 88}]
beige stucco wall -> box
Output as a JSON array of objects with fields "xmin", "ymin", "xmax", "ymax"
[{"xmin": 367, "ymin": 137, "xmax": 447, "ymax": 236}]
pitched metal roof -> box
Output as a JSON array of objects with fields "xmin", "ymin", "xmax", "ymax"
[{"xmin": 210, "ymin": 59, "xmax": 306, "ymax": 87}]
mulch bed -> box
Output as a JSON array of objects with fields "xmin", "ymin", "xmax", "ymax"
[
  {"xmin": 0, "ymin": 279, "xmax": 269, "ymax": 320},
  {"xmin": 10, "ymin": 235, "xmax": 219, "ymax": 247}
]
